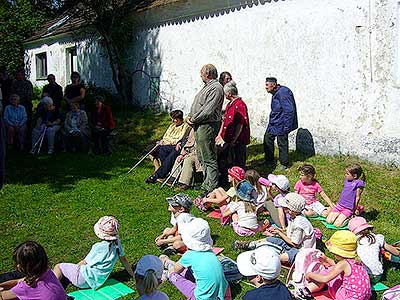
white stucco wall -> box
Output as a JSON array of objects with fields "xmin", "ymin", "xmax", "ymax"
[
  {"xmin": 25, "ymin": 37, "xmax": 114, "ymax": 91},
  {"xmin": 130, "ymin": 0, "xmax": 400, "ymax": 166}
]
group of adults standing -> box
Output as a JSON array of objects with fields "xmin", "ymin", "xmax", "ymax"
[{"xmin": 187, "ymin": 64, "xmax": 298, "ymax": 193}]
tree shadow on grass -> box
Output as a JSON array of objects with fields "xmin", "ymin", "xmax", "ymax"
[
  {"xmin": 4, "ymin": 109, "xmax": 171, "ymax": 193},
  {"xmin": 363, "ymin": 208, "xmax": 379, "ymax": 222}
]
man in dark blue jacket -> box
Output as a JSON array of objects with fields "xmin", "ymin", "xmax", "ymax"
[{"xmin": 264, "ymin": 77, "xmax": 298, "ymax": 170}]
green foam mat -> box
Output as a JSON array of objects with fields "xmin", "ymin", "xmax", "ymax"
[
  {"xmin": 371, "ymin": 282, "xmax": 389, "ymax": 291},
  {"xmin": 309, "ymin": 215, "xmax": 326, "ymax": 221},
  {"xmin": 68, "ymin": 279, "xmax": 134, "ymax": 300},
  {"xmin": 321, "ymin": 220, "xmax": 348, "ymax": 230}
]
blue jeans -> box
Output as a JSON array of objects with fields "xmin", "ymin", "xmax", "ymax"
[{"xmin": 266, "ymin": 237, "xmax": 299, "ymax": 265}]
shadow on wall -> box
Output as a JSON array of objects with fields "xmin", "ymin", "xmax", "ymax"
[
  {"xmin": 130, "ymin": 28, "xmax": 165, "ymax": 109},
  {"xmin": 295, "ymin": 128, "xmax": 315, "ymax": 159}
]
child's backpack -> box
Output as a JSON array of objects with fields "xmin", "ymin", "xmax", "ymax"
[
  {"xmin": 287, "ymin": 248, "xmax": 326, "ymax": 299},
  {"xmin": 218, "ymin": 255, "xmax": 242, "ymax": 283},
  {"xmin": 382, "ymin": 285, "xmax": 400, "ymax": 300}
]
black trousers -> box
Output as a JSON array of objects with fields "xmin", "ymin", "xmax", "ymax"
[
  {"xmin": 263, "ymin": 131, "xmax": 289, "ymax": 166},
  {"xmin": 92, "ymin": 128, "xmax": 111, "ymax": 154},
  {"xmin": 218, "ymin": 143, "xmax": 247, "ymax": 187},
  {"xmin": 154, "ymin": 145, "xmax": 179, "ymax": 178}
]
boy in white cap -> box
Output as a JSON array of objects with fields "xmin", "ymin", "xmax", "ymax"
[
  {"xmin": 134, "ymin": 255, "xmax": 169, "ymax": 300},
  {"xmin": 155, "ymin": 193, "xmax": 195, "ymax": 255},
  {"xmin": 160, "ymin": 217, "xmax": 231, "ymax": 300},
  {"xmin": 237, "ymin": 246, "xmax": 293, "ymax": 299},
  {"xmin": 233, "ymin": 193, "xmax": 316, "ymax": 265}
]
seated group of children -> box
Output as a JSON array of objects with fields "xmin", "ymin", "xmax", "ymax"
[{"xmin": 0, "ymin": 163, "xmax": 399, "ymax": 300}]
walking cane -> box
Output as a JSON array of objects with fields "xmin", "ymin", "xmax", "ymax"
[
  {"xmin": 160, "ymin": 159, "xmax": 184, "ymax": 189},
  {"xmin": 127, "ymin": 144, "xmax": 159, "ymax": 174},
  {"xmin": 30, "ymin": 126, "xmax": 46, "ymax": 155},
  {"xmin": 37, "ymin": 126, "xmax": 47, "ymax": 155},
  {"xmin": 170, "ymin": 166, "xmax": 183, "ymax": 189}
]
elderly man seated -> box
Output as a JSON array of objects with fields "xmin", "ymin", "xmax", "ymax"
[
  {"xmin": 31, "ymin": 97, "xmax": 61, "ymax": 155},
  {"xmin": 145, "ymin": 110, "xmax": 190, "ymax": 183},
  {"xmin": 3, "ymin": 94, "xmax": 27, "ymax": 151}
]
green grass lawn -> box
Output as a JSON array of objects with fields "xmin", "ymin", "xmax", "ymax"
[{"xmin": 0, "ymin": 109, "xmax": 399, "ymax": 299}]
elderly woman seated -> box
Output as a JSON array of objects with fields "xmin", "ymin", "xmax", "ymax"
[
  {"xmin": 3, "ymin": 94, "xmax": 27, "ymax": 151},
  {"xmin": 91, "ymin": 95, "xmax": 115, "ymax": 155},
  {"xmin": 64, "ymin": 102, "xmax": 89, "ymax": 152},
  {"xmin": 31, "ymin": 97, "xmax": 61, "ymax": 155},
  {"xmin": 145, "ymin": 110, "xmax": 190, "ymax": 183}
]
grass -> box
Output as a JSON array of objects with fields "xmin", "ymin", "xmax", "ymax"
[{"xmin": 0, "ymin": 109, "xmax": 399, "ymax": 299}]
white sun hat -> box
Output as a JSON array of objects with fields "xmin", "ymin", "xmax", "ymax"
[{"xmin": 179, "ymin": 218, "xmax": 213, "ymax": 251}]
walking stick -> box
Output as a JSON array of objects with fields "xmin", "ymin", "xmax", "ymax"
[
  {"xmin": 30, "ymin": 126, "xmax": 46, "ymax": 155},
  {"xmin": 37, "ymin": 126, "xmax": 47, "ymax": 155},
  {"xmin": 127, "ymin": 144, "xmax": 159, "ymax": 174},
  {"xmin": 160, "ymin": 159, "xmax": 183, "ymax": 189},
  {"xmin": 170, "ymin": 166, "xmax": 183, "ymax": 189}
]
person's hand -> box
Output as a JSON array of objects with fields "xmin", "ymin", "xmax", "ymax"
[
  {"xmin": 177, "ymin": 154, "xmax": 184, "ymax": 163},
  {"xmin": 305, "ymin": 272, "xmax": 314, "ymax": 281},
  {"xmin": 78, "ymin": 260, "xmax": 87, "ymax": 265},
  {"xmin": 155, "ymin": 238, "xmax": 165, "ymax": 247},
  {"xmin": 175, "ymin": 143, "xmax": 181, "ymax": 151},
  {"xmin": 186, "ymin": 118, "xmax": 194, "ymax": 125},
  {"xmin": 269, "ymin": 227, "xmax": 282, "ymax": 235}
]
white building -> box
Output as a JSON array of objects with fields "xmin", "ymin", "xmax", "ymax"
[{"xmin": 24, "ymin": 0, "xmax": 400, "ymax": 166}]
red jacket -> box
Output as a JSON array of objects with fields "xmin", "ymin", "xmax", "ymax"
[{"xmin": 92, "ymin": 105, "xmax": 115, "ymax": 130}]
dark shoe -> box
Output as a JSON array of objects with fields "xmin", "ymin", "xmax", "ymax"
[
  {"xmin": 162, "ymin": 246, "xmax": 177, "ymax": 256},
  {"xmin": 145, "ymin": 174, "xmax": 158, "ymax": 184},
  {"xmin": 232, "ymin": 240, "xmax": 252, "ymax": 250},
  {"xmin": 175, "ymin": 183, "xmax": 190, "ymax": 191}
]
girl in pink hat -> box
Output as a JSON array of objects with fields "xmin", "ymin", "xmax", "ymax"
[
  {"xmin": 194, "ymin": 166, "xmax": 245, "ymax": 212},
  {"xmin": 349, "ymin": 216, "xmax": 400, "ymax": 284},
  {"xmin": 53, "ymin": 216, "xmax": 134, "ymax": 290}
]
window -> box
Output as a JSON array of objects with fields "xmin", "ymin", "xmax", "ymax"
[
  {"xmin": 35, "ymin": 52, "xmax": 47, "ymax": 80},
  {"xmin": 66, "ymin": 47, "xmax": 77, "ymax": 80}
]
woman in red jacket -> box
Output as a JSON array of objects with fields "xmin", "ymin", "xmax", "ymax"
[{"xmin": 91, "ymin": 96, "xmax": 115, "ymax": 154}]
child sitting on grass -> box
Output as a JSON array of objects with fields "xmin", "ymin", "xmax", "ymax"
[
  {"xmin": 326, "ymin": 163, "xmax": 365, "ymax": 227},
  {"xmin": 160, "ymin": 218, "xmax": 231, "ymax": 300},
  {"xmin": 0, "ymin": 241, "xmax": 67, "ymax": 300},
  {"xmin": 53, "ymin": 216, "xmax": 134, "ymax": 290},
  {"xmin": 194, "ymin": 166, "xmax": 244, "ymax": 211},
  {"xmin": 306, "ymin": 230, "xmax": 371, "ymax": 300},
  {"xmin": 223, "ymin": 180, "xmax": 268, "ymax": 236},
  {"xmin": 295, "ymin": 164, "xmax": 334, "ymax": 217},
  {"xmin": 155, "ymin": 193, "xmax": 194, "ymax": 255},
  {"xmin": 266, "ymin": 174, "xmax": 291, "ymax": 230},
  {"xmin": 237, "ymin": 245, "xmax": 292, "ymax": 300},
  {"xmin": 349, "ymin": 216, "xmax": 400, "ymax": 284},
  {"xmin": 233, "ymin": 193, "xmax": 316, "ymax": 266},
  {"xmin": 134, "ymin": 255, "xmax": 169, "ymax": 300}
]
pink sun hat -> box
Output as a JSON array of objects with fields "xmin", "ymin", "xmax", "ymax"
[
  {"xmin": 94, "ymin": 216, "xmax": 120, "ymax": 241},
  {"xmin": 348, "ymin": 217, "xmax": 373, "ymax": 235}
]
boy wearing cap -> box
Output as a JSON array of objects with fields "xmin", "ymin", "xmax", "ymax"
[
  {"xmin": 237, "ymin": 246, "xmax": 293, "ymax": 299},
  {"xmin": 233, "ymin": 193, "xmax": 315, "ymax": 265},
  {"xmin": 155, "ymin": 193, "xmax": 194, "ymax": 255}
]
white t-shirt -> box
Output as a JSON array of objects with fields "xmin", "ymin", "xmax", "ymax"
[
  {"xmin": 255, "ymin": 185, "xmax": 267, "ymax": 206},
  {"xmin": 227, "ymin": 201, "xmax": 258, "ymax": 229},
  {"xmin": 287, "ymin": 215, "xmax": 316, "ymax": 249},
  {"xmin": 170, "ymin": 212, "xmax": 195, "ymax": 228},
  {"xmin": 357, "ymin": 233, "xmax": 385, "ymax": 276}
]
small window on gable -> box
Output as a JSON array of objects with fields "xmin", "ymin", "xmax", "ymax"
[{"xmin": 35, "ymin": 52, "xmax": 47, "ymax": 80}]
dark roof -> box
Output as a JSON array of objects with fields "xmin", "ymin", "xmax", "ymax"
[{"xmin": 24, "ymin": 0, "xmax": 182, "ymax": 43}]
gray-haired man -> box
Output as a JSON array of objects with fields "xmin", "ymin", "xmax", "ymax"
[{"xmin": 187, "ymin": 64, "xmax": 224, "ymax": 193}]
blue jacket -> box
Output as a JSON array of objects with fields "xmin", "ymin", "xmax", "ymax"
[{"xmin": 267, "ymin": 85, "xmax": 298, "ymax": 135}]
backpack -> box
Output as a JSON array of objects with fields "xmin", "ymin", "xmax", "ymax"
[
  {"xmin": 382, "ymin": 241, "xmax": 400, "ymax": 263},
  {"xmin": 287, "ymin": 248, "xmax": 326, "ymax": 298},
  {"xmin": 382, "ymin": 285, "xmax": 400, "ymax": 300},
  {"xmin": 218, "ymin": 255, "xmax": 242, "ymax": 283}
]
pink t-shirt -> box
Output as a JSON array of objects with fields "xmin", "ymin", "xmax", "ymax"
[
  {"xmin": 294, "ymin": 180, "xmax": 323, "ymax": 205},
  {"xmin": 11, "ymin": 269, "xmax": 66, "ymax": 300}
]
